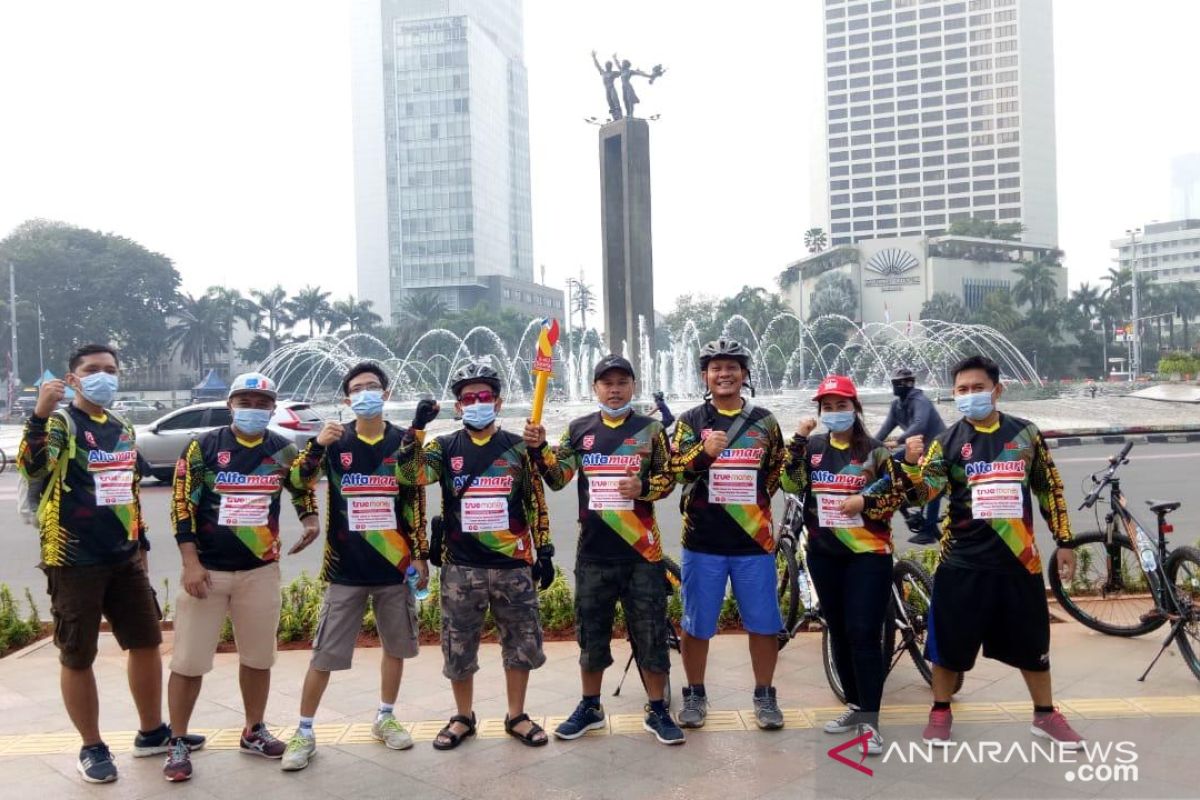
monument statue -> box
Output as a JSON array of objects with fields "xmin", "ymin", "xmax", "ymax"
[{"xmin": 593, "ymin": 50, "xmax": 666, "ymax": 121}]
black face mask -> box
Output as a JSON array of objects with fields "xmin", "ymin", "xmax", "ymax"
[{"xmin": 893, "ymin": 383, "xmax": 913, "ymax": 399}]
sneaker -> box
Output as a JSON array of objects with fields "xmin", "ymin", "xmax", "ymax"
[
  {"xmin": 241, "ymin": 722, "xmax": 287, "ymax": 758},
  {"xmin": 678, "ymin": 687, "xmax": 708, "ymax": 729},
  {"xmin": 77, "ymin": 743, "xmax": 118, "ymax": 784},
  {"xmin": 753, "ymin": 686, "xmax": 785, "ymax": 730},
  {"xmin": 554, "ymin": 701, "xmax": 606, "ymax": 740},
  {"xmin": 857, "ymin": 723, "xmax": 883, "ymax": 756},
  {"xmin": 643, "ymin": 708, "xmax": 686, "ymax": 745},
  {"xmin": 823, "ymin": 704, "xmax": 860, "ymax": 734},
  {"xmin": 132, "ymin": 724, "xmax": 207, "ymax": 757},
  {"xmin": 372, "ymin": 713, "xmax": 415, "ymax": 750},
  {"xmin": 280, "ymin": 733, "xmax": 316, "ymax": 772},
  {"xmin": 162, "ymin": 738, "xmax": 192, "ymax": 783},
  {"xmin": 922, "ymin": 708, "xmax": 953, "ymax": 745},
  {"xmin": 1031, "ymin": 709, "xmax": 1084, "ymax": 751},
  {"xmin": 907, "ymin": 532, "xmax": 939, "ymax": 546}
]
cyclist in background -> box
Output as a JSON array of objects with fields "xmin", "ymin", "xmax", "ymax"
[
  {"xmin": 875, "ymin": 367, "xmax": 946, "ymax": 545},
  {"xmin": 786, "ymin": 375, "xmax": 906, "ymax": 756}
]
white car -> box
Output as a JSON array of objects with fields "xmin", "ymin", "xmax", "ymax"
[{"xmin": 136, "ymin": 400, "xmax": 323, "ymax": 482}]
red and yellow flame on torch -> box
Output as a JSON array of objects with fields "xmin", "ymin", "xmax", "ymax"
[{"xmin": 529, "ymin": 318, "xmax": 559, "ymax": 425}]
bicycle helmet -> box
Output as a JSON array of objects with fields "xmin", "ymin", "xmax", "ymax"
[
  {"xmin": 450, "ymin": 361, "xmax": 502, "ymax": 396},
  {"xmin": 698, "ymin": 338, "xmax": 751, "ymax": 371},
  {"xmin": 890, "ymin": 366, "xmax": 916, "ymax": 383}
]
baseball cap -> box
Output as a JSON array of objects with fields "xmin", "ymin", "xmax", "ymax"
[
  {"xmin": 814, "ymin": 374, "xmax": 858, "ymax": 402},
  {"xmin": 593, "ymin": 354, "xmax": 636, "ymax": 382},
  {"xmin": 891, "ymin": 367, "xmax": 916, "ymax": 382},
  {"xmin": 228, "ymin": 372, "xmax": 277, "ymax": 400}
]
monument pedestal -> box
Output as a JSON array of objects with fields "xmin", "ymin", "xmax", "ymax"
[{"xmin": 599, "ymin": 117, "xmax": 654, "ymax": 379}]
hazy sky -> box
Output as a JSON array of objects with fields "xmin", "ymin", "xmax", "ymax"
[{"xmin": 2, "ymin": 1, "xmax": 1199, "ymax": 318}]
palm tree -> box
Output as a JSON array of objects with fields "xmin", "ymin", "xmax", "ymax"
[
  {"xmin": 166, "ymin": 293, "xmax": 225, "ymax": 380},
  {"xmin": 250, "ymin": 285, "xmax": 292, "ymax": 352},
  {"xmin": 287, "ymin": 285, "xmax": 332, "ymax": 339},
  {"xmin": 971, "ymin": 292, "xmax": 1021, "ymax": 334},
  {"xmin": 1013, "ymin": 259, "xmax": 1058, "ymax": 314},
  {"xmin": 399, "ymin": 291, "xmax": 449, "ymax": 330},
  {"xmin": 803, "ymin": 227, "xmax": 828, "ymax": 254},
  {"xmin": 1070, "ymin": 282, "xmax": 1101, "ymax": 323},
  {"xmin": 329, "ymin": 295, "xmax": 382, "ymax": 334},
  {"xmin": 1166, "ymin": 282, "xmax": 1200, "ymax": 351},
  {"xmin": 207, "ymin": 287, "xmax": 259, "ymax": 375},
  {"xmin": 920, "ymin": 292, "xmax": 968, "ymax": 323}
]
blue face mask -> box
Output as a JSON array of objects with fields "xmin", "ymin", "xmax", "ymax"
[
  {"xmin": 78, "ymin": 372, "xmax": 119, "ymax": 408},
  {"xmin": 821, "ymin": 410, "xmax": 857, "ymax": 433},
  {"xmin": 350, "ymin": 389, "xmax": 385, "ymax": 419},
  {"xmin": 461, "ymin": 402, "xmax": 496, "ymax": 430},
  {"xmin": 232, "ymin": 408, "xmax": 272, "ymax": 436},
  {"xmin": 598, "ymin": 401, "xmax": 632, "ymax": 418},
  {"xmin": 955, "ymin": 390, "xmax": 995, "ymax": 421}
]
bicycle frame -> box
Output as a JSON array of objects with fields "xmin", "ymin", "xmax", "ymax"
[{"xmin": 1099, "ymin": 479, "xmax": 1169, "ymax": 602}]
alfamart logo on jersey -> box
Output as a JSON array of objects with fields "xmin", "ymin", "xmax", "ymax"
[
  {"xmin": 340, "ymin": 474, "xmax": 398, "ymax": 495},
  {"xmin": 86, "ymin": 450, "xmax": 138, "ymax": 472},
  {"xmin": 214, "ymin": 472, "xmax": 281, "ymax": 493}
]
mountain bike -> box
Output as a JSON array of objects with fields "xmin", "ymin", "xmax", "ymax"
[
  {"xmin": 613, "ymin": 555, "xmax": 682, "ymax": 711},
  {"xmin": 775, "ymin": 492, "xmax": 962, "ymax": 702},
  {"xmin": 1047, "ymin": 441, "xmax": 1200, "ymax": 681}
]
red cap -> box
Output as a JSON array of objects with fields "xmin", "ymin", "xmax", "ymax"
[{"xmin": 814, "ymin": 374, "xmax": 858, "ymax": 401}]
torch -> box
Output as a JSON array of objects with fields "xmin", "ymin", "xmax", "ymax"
[{"xmin": 529, "ymin": 318, "xmax": 559, "ymax": 425}]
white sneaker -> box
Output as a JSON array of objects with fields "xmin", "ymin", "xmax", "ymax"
[
  {"xmin": 858, "ymin": 723, "xmax": 883, "ymax": 756},
  {"xmin": 372, "ymin": 713, "xmax": 414, "ymax": 750},
  {"xmin": 823, "ymin": 705, "xmax": 860, "ymax": 734},
  {"xmin": 280, "ymin": 733, "xmax": 316, "ymax": 771}
]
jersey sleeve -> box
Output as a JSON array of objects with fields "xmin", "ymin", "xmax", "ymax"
[
  {"xmin": 900, "ymin": 436, "xmax": 949, "ymax": 506},
  {"xmin": 171, "ymin": 439, "xmax": 205, "ymax": 544},
  {"xmin": 669, "ymin": 416, "xmax": 712, "ymax": 484},
  {"xmin": 402, "ymin": 483, "xmax": 429, "ymax": 559},
  {"xmin": 290, "ymin": 440, "xmax": 326, "ymax": 490},
  {"xmin": 780, "ymin": 435, "xmax": 809, "ymax": 495},
  {"xmin": 862, "ymin": 446, "xmax": 907, "ymax": 520},
  {"xmin": 763, "ymin": 416, "xmax": 787, "ymax": 498},
  {"xmin": 280, "ymin": 443, "xmax": 319, "ymax": 518},
  {"xmin": 533, "ymin": 428, "xmax": 580, "ymax": 491},
  {"xmin": 639, "ymin": 421, "xmax": 676, "ymax": 501},
  {"xmin": 396, "ymin": 434, "xmax": 442, "ymax": 487},
  {"xmin": 17, "ymin": 414, "xmax": 67, "ymax": 481},
  {"xmin": 1030, "ymin": 430, "xmax": 1072, "ymax": 544},
  {"xmin": 523, "ymin": 447, "xmax": 551, "ymax": 549}
]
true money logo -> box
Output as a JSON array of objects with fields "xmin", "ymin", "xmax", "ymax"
[{"xmin": 827, "ymin": 736, "xmax": 1139, "ymax": 784}]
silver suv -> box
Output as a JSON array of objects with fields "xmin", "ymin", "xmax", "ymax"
[{"xmin": 136, "ymin": 400, "xmax": 323, "ymax": 482}]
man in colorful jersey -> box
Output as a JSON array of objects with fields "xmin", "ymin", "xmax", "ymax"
[
  {"xmin": 874, "ymin": 355, "xmax": 1083, "ymax": 748},
  {"xmin": 397, "ymin": 361, "xmax": 553, "ymax": 749},
  {"xmin": 163, "ymin": 372, "xmax": 320, "ymax": 782},
  {"xmin": 280, "ymin": 362, "xmax": 428, "ymax": 771},
  {"xmin": 19, "ymin": 344, "xmax": 196, "ymax": 784},
  {"xmin": 669, "ymin": 338, "xmax": 789, "ymax": 730},
  {"xmin": 522, "ymin": 354, "xmax": 683, "ymax": 745}
]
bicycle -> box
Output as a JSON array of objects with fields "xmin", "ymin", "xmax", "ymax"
[
  {"xmin": 614, "ymin": 554, "xmax": 682, "ymax": 711},
  {"xmin": 1047, "ymin": 441, "xmax": 1200, "ymax": 682},
  {"xmin": 0, "ymin": 446, "xmax": 8, "ymax": 475},
  {"xmin": 775, "ymin": 492, "xmax": 962, "ymax": 702}
]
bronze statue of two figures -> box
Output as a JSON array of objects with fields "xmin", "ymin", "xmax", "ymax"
[{"xmin": 592, "ymin": 50, "xmax": 666, "ymax": 121}]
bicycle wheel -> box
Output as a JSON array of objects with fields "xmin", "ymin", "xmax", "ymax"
[
  {"xmin": 0, "ymin": 447, "xmax": 7, "ymax": 475},
  {"xmin": 1165, "ymin": 545, "xmax": 1200, "ymax": 682},
  {"xmin": 889, "ymin": 559, "xmax": 964, "ymax": 695},
  {"xmin": 776, "ymin": 537, "xmax": 801, "ymax": 650},
  {"xmin": 820, "ymin": 626, "xmax": 848, "ymax": 705},
  {"xmin": 1047, "ymin": 530, "xmax": 1165, "ymax": 637}
]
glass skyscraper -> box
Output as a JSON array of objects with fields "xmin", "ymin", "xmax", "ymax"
[{"xmin": 353, "ymin": 0, "xmax": 537, "ymax": 321}]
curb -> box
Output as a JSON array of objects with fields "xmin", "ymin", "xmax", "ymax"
[{"xmin": 1046, "ymin": 431, "xmax": 1200, "ymax": 449}]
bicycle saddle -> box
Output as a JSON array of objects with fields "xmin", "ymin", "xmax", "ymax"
[{"xmin": 1145, "ymin": 499, "xmax": 1181, "ymax": 515}]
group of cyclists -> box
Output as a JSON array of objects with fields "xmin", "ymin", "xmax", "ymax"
[{"xmin": 18, "ymin": 338, "xmax": 1085, "ymax": 786}]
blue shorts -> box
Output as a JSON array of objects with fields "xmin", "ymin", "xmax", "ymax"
[{"xmin": 680, "ymin": 549, "xmax": 783, "ymax": 639}]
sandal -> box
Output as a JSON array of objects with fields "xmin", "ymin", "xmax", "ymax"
[
  {"xmin": 432, "ymin": 712, "xmax": 477, "ymax": 751},
  {"xmin": 504, "ymin": 713, "xmax": 548, "ymax": 747}
]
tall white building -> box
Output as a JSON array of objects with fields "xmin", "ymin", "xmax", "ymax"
[
  {"xmin": 352, "ymin": 0, "xmax": 548, "ymax": 322},
  {"xmin": 821, "ymin": 0, "xmax": 1058, "ymax": 248},
  {"xmin": 1112, "ymin": 220, "xmax": 1200, "ymax": 288}
]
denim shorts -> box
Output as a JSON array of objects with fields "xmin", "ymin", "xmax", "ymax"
[{"xmin": 680, "ymin": 548, "xmax": 782, "ymax": 639}]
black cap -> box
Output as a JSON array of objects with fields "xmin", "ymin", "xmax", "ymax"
[
  {"xmin": 593, "ymin": 354, "xmax": 636, "ymax": 381},
  {"xmin": 891, "ymin": 367, "xmax": 915, "ymax": 381}
]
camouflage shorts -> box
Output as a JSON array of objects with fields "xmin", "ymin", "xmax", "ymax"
[
  {"xmin": 575, "ymin": 559, "xmax": 669, "ymax": 674},
  {"xmin": 439, "ymin": 564, "xmax": 545, "ymax": 681}
]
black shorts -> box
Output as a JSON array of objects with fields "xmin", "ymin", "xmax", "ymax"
[
  {"xmin": 575, "ymin": 559, "xmax": 669, "ymax": 674},
  {"xmin": 45, "ymin": 555, "xmax": 163, "ymax": 669},
  {"xmin": 925, "ymin": 563, "xmax": 1050, "ymax": 673}
]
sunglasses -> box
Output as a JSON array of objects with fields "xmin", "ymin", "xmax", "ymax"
[{"xmin": 458, "ymin": 390, "xmax": 496, "ymax": 405}]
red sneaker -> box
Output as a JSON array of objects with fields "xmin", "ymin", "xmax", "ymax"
[
  {"xmin": 1031, "ymin": 709, "xmax": 1084, "ymax": 750},
  {"xmin": 922, "ymin": 708, "xmax": 953, "ymax": 745}
]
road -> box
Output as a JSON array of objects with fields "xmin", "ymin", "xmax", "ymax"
[{"xmin": 0, "ymin": 440, "xmax": 1195, "ymax": 610}]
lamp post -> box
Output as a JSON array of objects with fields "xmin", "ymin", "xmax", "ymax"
[{"xmin": 1126, "ymin": 227, "xmax": 1142, "ymax": 383}]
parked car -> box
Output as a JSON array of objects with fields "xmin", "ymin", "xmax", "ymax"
[
  {"xmin": 136, "ymin": 400, "xmax": 323, "ymax": 482},
  {"xmin": 112, "ymin": 399, "xmax": 158, "ymax": 413}
]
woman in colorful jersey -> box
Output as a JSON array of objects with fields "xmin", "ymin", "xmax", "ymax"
[{"xmin": 785, "ymin": 374, "xmax": 906, "ymax": 756}]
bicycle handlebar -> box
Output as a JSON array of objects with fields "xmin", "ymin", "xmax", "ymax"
[{"xmin": 1079, "ymin": 441, "xmax": 1134, "ymax": 510}]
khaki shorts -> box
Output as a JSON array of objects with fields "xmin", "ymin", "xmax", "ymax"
[
  {"xmin": 170, "ymin": 562, "xmax": 281, "ymax": 676},
  {"xmin": 311, "ymin": 582, "xmax": 420, "ymax": 671}
]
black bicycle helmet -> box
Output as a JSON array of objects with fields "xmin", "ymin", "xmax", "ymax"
[
  {"xmin": 450, "ymin": 361, "xmax": 502, "ymax": 396},
  {"xmin": 891, "ymin": 366, "xmax": 915, "ymax": 383},
  {"xmin": 698, "ymin": 338, "xmax": 751, "ymax": 371}
]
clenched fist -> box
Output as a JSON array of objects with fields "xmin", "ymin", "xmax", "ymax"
[
  {"xmin": 317, "ymin": 421, "xmax": 345, "ymax": 447},
  {"xmin": 904, "ymin": 434, "xmax": 925, "ymax": 465},
  {"xmin": 35, "ymin": 379, "xmax": 66, "ymax": 418},
  {"xmin": 523, "ymin": 420, "xmax": 546, "ymax": 449},
  {"xmin": 797, "ymin": 417, "xmax": 818, "ymax": 437},
  {"xmin": 703, "ymin": 430, "xmax": 729, "ymax": 459},
  {"xmin": 617, "ymin": 466, "xmax": 642, "ymax": 499}
]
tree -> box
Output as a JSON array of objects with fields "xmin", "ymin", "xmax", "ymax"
[
  {"xmin": 1165, "ymin": 282, "xmax": 1200, "ymax": 351},
  {"xmin": 970, "ymin": 291, "xmax": 1021, "ymax": 335},
  {"xmin": 1069, "ymin": 282, "xmax": 1102, "ymax": 324},
  {"xmin": 393, "ymin": 291, "xmax": 450, "ymax": 352},
  {"xmin": 919, "ymin": 292, "xmax": 969, "ymax": 324},
  {"xmin": 571, "ymin": 280, "xmax": 597, "ymax": 332},
  {"xmin": 0, "ymin": 220, "xmax": 180, "ymax": 381},
  {"xmin": 328, "ymin": 295, "xmax": 382, "ymax": 334},
  {"xmin": 166, "ymin": 293, "xmax": 225, "ymax": 380},
  {"xmin": 250, "ymin": 285, "xmax": 292, "ymax": 352},
  {"xmin": 663, "ymin": 293, "xmax": 721, "ymax": 344},
  {"xmin": 947, "ymin": 217, "xmax": 1024, "ymax": 240},
  {"xmin": 1013, "ymin": 258, "xmax": 1059, "ymax": 314},
  {"xmin": 803, "ymin": 227, "xmax": 828, "ymax": 254},
  {"xmin": 287, "ymin": 285, "xmax": 332, "ymax": 338},
  {"xmin": 208, "ymin": 287, "xmax": 258, "ymax": 374},
  {"xmin": 807, "ymin": 272, "xmax": 858, "ymax": 321}
]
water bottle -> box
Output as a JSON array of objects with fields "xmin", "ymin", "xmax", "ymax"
[
  {"xmin": 797, "ymin": 570, "xmax": 812, "ymax": 611},
  {"xmin": 1134, "ymin": 529, "xmax": 1158, "ymax": 573},
  {"xmin": 406, "ymin": 565, "xmax": 430, "ymax": 601}
]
